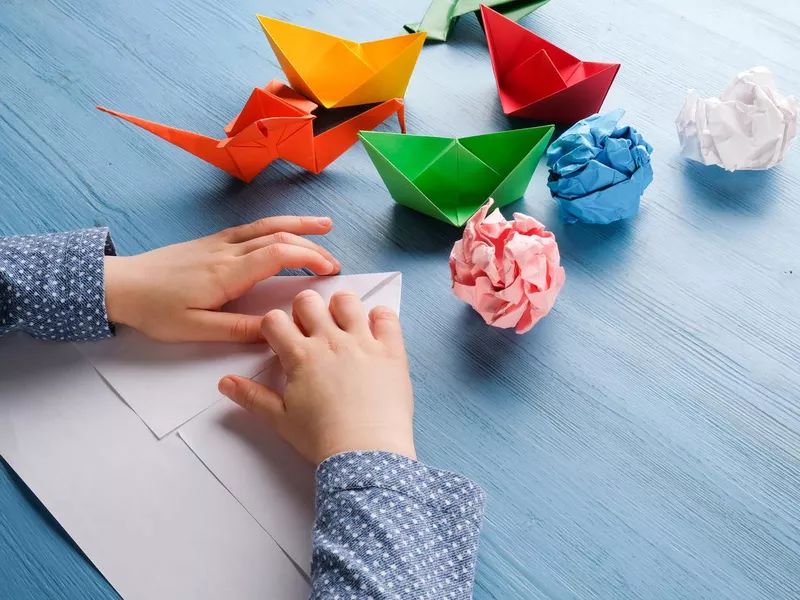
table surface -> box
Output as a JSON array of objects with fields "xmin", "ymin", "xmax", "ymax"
[{"xmin": 2, "ymin": 0, "xmax": 799, "ymax": 598}]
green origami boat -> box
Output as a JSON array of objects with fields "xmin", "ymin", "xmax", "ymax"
[{"xmin": 359, "ymin": 125, "xmax": 554, "ymax": 226}]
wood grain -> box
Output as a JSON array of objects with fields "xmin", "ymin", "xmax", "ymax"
[{"xmin": 1, "ymin": 0, "xmax": 799, "ymax": 598}]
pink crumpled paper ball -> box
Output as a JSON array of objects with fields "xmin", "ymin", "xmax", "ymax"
[{"xmin": 449, "ymin": 199, "xmax": 566, "ymax": 334}]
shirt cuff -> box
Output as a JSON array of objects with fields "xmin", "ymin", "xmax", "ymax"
[
  {"xmin": 316, "ymin": 451, "xmax": 485, "ymax": 528},
  {"xmin": 62, "ymin": 227, "xmax": 117, "ymax": 341},
  {"xmin": 2, "ymin": 227, "xmax": 117, "ymax": 342}
]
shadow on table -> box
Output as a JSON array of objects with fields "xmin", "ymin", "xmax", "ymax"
[
  {"xmin": 448, "ymin": 306, "xmax": 559, "ymax": 401},
  {"xmin": 680, "ymin": 161, "xmax": 780, "ymax": 216},
  {"xmin": 218, "ymin": 167, "xmax": 317, "ymax": 201},
  {"xmin": 386, "ymin": 204, "xmax": 463, "ymax": 255},
  {"xmin": 453, "ymin": 307, "xmax": 516, "ymax": 366},
  {"xmin": 504, "ymin": 114, "xmax": 572, "ymax": 139},
  {"xmin": 547, "ymin": 209, "xmax": 636, "ymax": 273},
  {"xmin": 207, "ymin": 166, "xmax": 359, "ymax": 215},
  {"xmin": 176, "ymin": 167, "xmax": 312, "ymax": 212}
]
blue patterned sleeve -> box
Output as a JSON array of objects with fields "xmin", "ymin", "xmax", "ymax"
[
  {"xmin": 0, "ymin": 228, "xmax": 116, "ymax": 341},
  {"xmin": 311, "ymin": 451, "xmax": 485, "ymax": 599}
]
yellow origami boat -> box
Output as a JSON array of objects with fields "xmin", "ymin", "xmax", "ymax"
[{"xmin": 257, "ymin": 15, "xmax": 426, "ymax": 109}]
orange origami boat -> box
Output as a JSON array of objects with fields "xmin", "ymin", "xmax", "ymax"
[
  {"xmin": 97, "ymin": 80, "xmax": 405, "ymax": 182},
  {"xmin": 257, "ymin": 15, "xmax": 425, "ymax": 109}
]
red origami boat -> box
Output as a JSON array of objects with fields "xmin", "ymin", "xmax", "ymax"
[{"xmin": 481, "ymin": 4, "xmax": 620, "ymax": 124}]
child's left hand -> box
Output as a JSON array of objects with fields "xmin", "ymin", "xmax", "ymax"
[{"xmin": 103, "ymin": 216, "xmax": 341, "ymax": 342}]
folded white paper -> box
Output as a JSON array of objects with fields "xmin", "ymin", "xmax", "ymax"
[
  {"xmin": 0, "ymin": 335, "xmax": 309, "ymax": 600},
  {"xmin": 676, "ymin": 66, "xmax": 798, "ymax": 171},
  {"xmin": 179, "ymin": 398, "xmax": 316, "ymax": 573},
  {"xmin": 81, "ymin": 273, "xmax": 402, "ymax": 438},
  {"xmin": 179, "ymin": 272, "xmax": 403, "ymax": 572}
]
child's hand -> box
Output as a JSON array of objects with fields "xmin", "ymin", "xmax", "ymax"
[
  {"xmin": 104, "ymin": 216, "xmax": 340, "ymax": 342},
  {"xmin": 217, "ymin": 290, "xmax": 416, "ymax": 465}
]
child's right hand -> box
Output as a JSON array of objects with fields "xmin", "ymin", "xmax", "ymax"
[{"xmin": 217, "ymin": 290, "xmax": 416, "ymax": 465}]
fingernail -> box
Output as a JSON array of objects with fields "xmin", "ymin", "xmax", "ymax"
[
  {"xmin": 318, "ymin": 217, "xmax": 332, "ymax": 227},
  {"xmin": 218, "ymin": 377, "xmax": 236, "ymax": 399}
]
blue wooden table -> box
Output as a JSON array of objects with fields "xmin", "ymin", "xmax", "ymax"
[{"xmin": 2, "ymin": 0, "xmax": 799, "ymax": 598}]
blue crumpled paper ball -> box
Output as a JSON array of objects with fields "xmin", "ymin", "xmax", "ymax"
[{"xmin": 546, "ymin": 109, "xmax": 654, "ymax": 224}]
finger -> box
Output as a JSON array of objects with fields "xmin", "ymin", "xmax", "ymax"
[
  {"xmin": 178, "ymin": 310, "xmax": 265, "ymax": 343},
  {"xmin": 329, "ymin": 291, "xmax": 371, "ymax": 336},
  {"xmin": 218, "ymin": 375, "xmax": 285, "ymax": 427},
  {"xmin": 261, "ymin": 309, "xmax": 306, "ymax": 369},
  {"xmin": 293, "ymin": 289, "xmax": 336, "ymax": 336},
  {"xmin": 234, "ymin": 244, "xmax": 338, "ymax": 289},
  {"xmin": 369, "ymin": 305, "xmax": 405, "ymax": 349},
  {"xmin": 236, "ymin": 232, "xmax": 341, "ymax": 272},
  {"xmin": 223, "ymin": 216, "xmax": 333, "ymax": 243}
]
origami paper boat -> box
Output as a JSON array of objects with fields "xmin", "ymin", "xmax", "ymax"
[
  {"xmin": 482, "ymin": 5, "xmax": 620, "ymax": 124},
  {"xmin": 404, "ymin": 0, "xmax": 552, "ymax": 42},
  {"xmin": 257, "ymin": 15, "xmax": 425, "ymax": 109},
  {"xmin": 359, "ymin": 125, "xmax": 554, "ymax": 226},
  {"xmin": 97, "ymin": 80, "xmax": 405, "ymax": 182}
]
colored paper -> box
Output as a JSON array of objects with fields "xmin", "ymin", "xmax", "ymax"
[
  {"xmin": 404, "ymin": 0, "xmax": 552, "ymax": 42},
  {"xmin": 359, "ymin": 125, "xmax": 554, "ymax": 226},
  {"xmin": 482, "ymin": 5, "xmax": 620, "ymax": 124},
  {"xmin": 179, "ymin": 274, "xmax": 403, "ymax": 574},
  {"xmin": 450, "ymin": 199, "xmax": 565, "ymax": 333},
  {"xmin": 257, "ymin": 15, "xmax": 425, "ymax": 109},
  {"xmin": 0, "ymin": 335, "xmax": 309, "ymax": 600},
  {"xmin": 676, "ymin": 67, "xmax": 798, "ymax": 172},
  {"xmin": 81, "ymin": 273, "xmax": 403, "ymax": 438},
  {"xmin": 97, "ymin": 80, "xmax": 405, "ymax": 182},
  {"xmin": 546, "ymin": 109, "xmax": 653, "ymax": 224}
]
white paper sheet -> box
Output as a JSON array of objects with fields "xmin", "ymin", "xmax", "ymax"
[
  {"xmin": 80, "ymin": 273, "xmax": 401, "ymax": 438},
  {"xmin": 0, "ymin": 334, "xmax": 309, "ymax": 600},
  {"xmin": 178, "ymin": 273, "xmax": 404, "ymax": 572}
]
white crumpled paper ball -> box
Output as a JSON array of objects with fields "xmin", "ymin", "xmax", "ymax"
[{"xmin": 676, "ymin": 67, "xmax": 798, "ymax": 171}]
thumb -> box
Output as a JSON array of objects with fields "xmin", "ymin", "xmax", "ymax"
[
  {"xmin": 182, "ymin": 310, "xmax": 264, "ymax": 343},
  {"xmin": 218, "ymin": 375, "xmax": 285, "ymax": 428}
]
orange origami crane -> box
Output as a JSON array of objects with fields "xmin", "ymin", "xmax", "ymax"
[
  {"xmin": 257, "ymin": 15, "xmax": 425, "ymax": 109},
  {"xmin": 96, "ymin": 80, "xmax": 406, "ymax": 182},
  {"xmin": 482, "ymin": 5, "xmax": 620, "ymax": 123}
]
